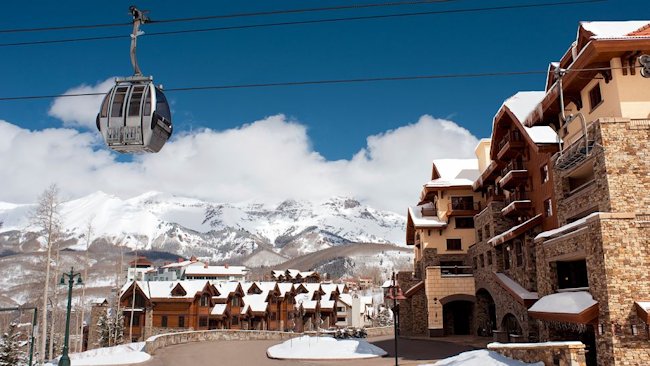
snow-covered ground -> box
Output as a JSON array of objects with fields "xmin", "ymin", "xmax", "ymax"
[
  {"xmin": 45, "ymin": 342, "xmax": 150, "ymax": 366},
  {"xmin": 422, "ymin": 350, "xmax": 544, "ymax": 366},
  {"xmin": 267, "ymin": 336, "xmax": 387, "ymax": 360}
]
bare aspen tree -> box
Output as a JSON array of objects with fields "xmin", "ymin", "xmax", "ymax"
[
  {"xmin": 49, "ymin": 240, "xmax": 62, "ymax": 359},
  {"xmin": 77, "ymin": 219, "xmax": 93, "ymax": 352},
  {"xmin": 30, "ymin": 184, "xmax": 62, "ymax": 364}
]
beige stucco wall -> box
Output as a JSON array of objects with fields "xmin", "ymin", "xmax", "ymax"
[
  {"xmin": 475, "ymin": 139, "xmax": 492, "ymax": 173},
  {"xmin": 563, "ymin": 57, "xmax": 650, "ymax": 146},
  {"xmin": 424, "ymin": 266, "xmax": 475, "ymax": 330}
]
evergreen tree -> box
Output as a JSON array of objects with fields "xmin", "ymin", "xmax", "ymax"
[
  {"xmin": 0, "ymin": 323, "xmax": 26, "ymax": 366},
  {"xmin": 96, "ymin": 310, "xmax": 125, "ymax": 348},
  {"xmin": 377, "ymin": 306, "xmax": 393, "ymax": 327}
]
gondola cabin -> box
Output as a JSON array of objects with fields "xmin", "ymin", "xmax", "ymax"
[{"xmin": 96, "ymin": 76, "xmax": 172, "ymax": 153}]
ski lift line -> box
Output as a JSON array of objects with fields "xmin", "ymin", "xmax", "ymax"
[
  {"xmin": 0, "ymin": 0, "xmax": 606, "ymax": 48},
  {"xmin": 0, "ymin": 66, "xmax": 631, "ymax": 102},
  {"xmin": 0, "ymin": 0, "xmax": 460, "ymax": 34}
]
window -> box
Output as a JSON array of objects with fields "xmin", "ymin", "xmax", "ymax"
[
  {"xmin": 231, "ymin": 316, "xmax": 239, "ymax": 325},
  {"xmin": 100, "ymin": 94, "xmax": 110, "ymax": 118},
  {"xmin": 200, "ymin": 294, "xmax": 210, "ymax": 307},
  {"xmin": 128, "ymin": 86, "xmax": 145, "ymax": 116},
  {"xmin": 556, "ymin": 260, "xmax": 589, "ymax": 289},
  {"xmin": 589, "ymin": 83, "xmax": 603, "ymax": 111},
  {"xmin": 515, "ymin": 241, "xmax": 523, "ymax": 267},
  {"xmin": 473, "ymin": 257, "xmax": 478, "ymax": 270},
  {"xmin": 487, "ymin": 250, "xmax": 493, "ymax": 266},
  {"xmin": 161, "ymin": 316, "xmax": 168, "ymax": 328},
  {"xmin": 540, "ymin": 164, "xmax": 549, "ymax": 184},
  {"xmin": 155, "ymin": 89, "xmax": 172, "ymax": 121},
  {"xmin": 110, "ymin": 87, "xmax": 128, "ymax": 117},
  {"xmin": 477, "ymin": 228, "xmax": 483, "ymax": 242},
  {"xmin": 455, "ymin": 217, "xmax": 475, "ymax": 229},
  {"xmin": 178, "ymin": 316, "xmax": 185, "ymax": 328},
  {"xmin": 270, "ymin": 312, "xmax": 276, "ymax": 321},
  {"xmin": 451, "ymin": 196, "xmax": 474, "ymax": 210},
  {"xmin": 479, "ymin": 254, "xmax": 485, "ymax": 268},
  {"xmin": 231, "ymin": 297, "xmax": 240, "ymax": 307},
  {"xmin": 544, "ymin": 199, "xmax": 553, "ymax": 217},
  {"xmin": 336, "ymin": 306, "xmax": 345, "ymax": 312},
  {"xmin": 199, "ymin": 317, "xmax": 208, "ymax": 327},
  {"xmin": 337, "ymin": 316, "xmax": 346, "ymax": 322},
  {"xmin": 484, "ymin": 224, "xmax": 491, "ymax": 239},
  {"xmin": 446, "ymin": 239, "xmax": 462, "ymax": 251},
  {"xmin": 132, "ymin": 313, "xmax": 140, "ymax": 325},
  {"xmin": 504, "ymin": 246, "xmax": 511, "ymax": 270}
]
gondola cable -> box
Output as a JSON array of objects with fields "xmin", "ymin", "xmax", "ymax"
[{"xmin": 0, "ymin": 0, "xmax": 606, "ymax": 48}]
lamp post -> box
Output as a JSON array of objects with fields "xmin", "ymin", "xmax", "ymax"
[
  {"xmin": 385, "ymin": 271, "xmax": 406, "ymax": 366},
  {"xmin": 59, "ymin": 267, "xmax": 83, "ymax": 366}
]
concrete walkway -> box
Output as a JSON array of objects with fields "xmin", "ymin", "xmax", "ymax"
[{"xmin": 130, "ymin": 335, "xmax": 477, "ymax": 366}]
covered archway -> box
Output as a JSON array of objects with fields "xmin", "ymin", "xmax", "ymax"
[
  {"xmin": 441, "ymin": 294, "xmax": 475, "ymax": 336},
  {"xmin": 475, "ymin": 288, "xmax": 497, "ymax": 336},
  {"xmin": 501, "ymin": 313, "xmax": 523, "ymax": 340}
]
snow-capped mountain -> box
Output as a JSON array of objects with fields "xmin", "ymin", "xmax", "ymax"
[{"xmin": 0, "ymin": 191, "xmax": 406, "ymax": 263}]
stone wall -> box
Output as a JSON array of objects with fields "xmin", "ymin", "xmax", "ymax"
[
  {"xmin": 144, "ymin": 327, "xmax": 393, "ymax": 355},
  {"xmin": 488, "ymin": 341, "xmax": 587, "ymax": 366},
  {"xmin": 144, "ymin": 329, "xmax": 302, "ymax": 354},
  {"xmin": 87, "ymin": 302, "xmax": 107, "ymax": 350},
  {"xmin": 397, "ymin": 271, "xmax": 428, "ymax": 337}
]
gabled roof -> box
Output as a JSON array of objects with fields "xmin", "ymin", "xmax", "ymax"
[{"xmin": 407, "ymin": 203, "xmax": 447, "ymax": 229}]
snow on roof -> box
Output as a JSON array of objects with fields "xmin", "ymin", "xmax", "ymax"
[
  {"xmin": 488, "ymin": 214, "xmax": 542, "ymax": 246},
  {"xmin": 529, "ymin": 291, "xmax": 597, "ymax": 314},
  {"xmin": 381, "ymin": 280, "xmax": 393, "ymax": 288},
  {"xmin": 123, "ymin": 280, "xmax": 211, "ymax": 299},
  {"xmin": 581, "ymin": 21, "xmax": 650, "ymax": 39},
  {"xmin": 535, "ymin": 212, "xmax": 601, "ymax": 241},
  {"xmin": 214, "ymin": 281, "xmax": 241, "ymax": 298},
  {"xmin": 408, "ymin": 203, "xmax": 447, "ymax": 228},
  {"xmin": 277, "ymin": 283, "xmax": 294, "ymax": 296},
  {"xmin": 243, "ymin": 294, "xmax": 269, "ymax": 313},
  {"xmin": 320, "ymin": 300, "xmax": 335, "ymax": 309},
  {"xmin": 501, "ymin": 92, "xmax": 558, "ymax": 144},
  {"xmin": 636, "ymin": 301, "xmax": 650, "ymax": 311},
  {"xmin": 338, "ymin": 293, "xmax": 352, "ymax": 307},
  {"xmin": 184, "ymin": 265, "xmax": 247, "ymax": 276},
  {"xmin": 431, "ymin": 159, "xmax": 479, "ymax": 180},
  {"xmin": 494, "ymin": 273, "xmax": 538, "ymax": 301},
  {"xmin": 211, "ymin": 304, "xmax": 227, "ymax": 316}
]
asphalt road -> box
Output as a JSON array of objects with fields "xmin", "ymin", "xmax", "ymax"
[{"xmin": 132, "ymin": 335, "xmax": 476, "ymax": 366}]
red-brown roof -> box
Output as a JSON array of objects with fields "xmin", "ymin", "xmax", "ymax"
[{"xmin": 629, "ymin": 24, "xmax": 650, "ymax": 36}]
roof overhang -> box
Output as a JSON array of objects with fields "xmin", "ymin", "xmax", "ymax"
[
  {"xmin": 635, "ymin": 301, "xmax": 650, "ymax": 324},
  {"xmin": 529, "ymin": 303, "xmax": 599, "ymax": 324},
  {"xmin": 490, "ymin": 214, "xmax": 543, "ymax": 246},
  {"xmin": 404, "ymin": 281, "xmax": 424, "ymax": 298}
]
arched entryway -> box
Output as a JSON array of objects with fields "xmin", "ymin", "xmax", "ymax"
[
  {"xmin": 501, "ymin": 313, "xmax": 523, "ymax": 341},
  {"xmin": 441, "ymin": 294, "xmax": 475, "ymax": 336},
  {"xmin": 475, "ymin": 288, "xmax": 497, "ymax": 336}
]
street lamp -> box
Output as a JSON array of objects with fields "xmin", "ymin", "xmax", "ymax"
[
  {"xmin": 385, "ymin": 271, "xmax": 406, "ymax": 366},
  {"xmin": 59, "ymin": 267, "xmax": 83, "ymax": 366}
]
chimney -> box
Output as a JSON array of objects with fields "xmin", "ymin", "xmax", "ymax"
[
  {"xmin": 177, "ymin": 257, "xmax": 183, "ymax": 263},
  {"xmin": 190, "ymin": 256, "xmax": 197, "ymax": 262},
  {"xmin": 204, "ymin": 264, "xmax": 208, "ymax": 269},
  {"xmin": 225, "ymin": 263, "xmax": 229, "ymax": 269}
]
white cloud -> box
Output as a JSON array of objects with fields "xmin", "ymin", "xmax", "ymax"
[
  {"xmin": 48, "ymin": 78, "xmax": 116, "ymax": 128},
  {"xmin": 0, "ymin": 113, "xmax": 478, "ymax": 213}
]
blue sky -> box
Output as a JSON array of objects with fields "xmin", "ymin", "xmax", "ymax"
[
  {"xmin": 0, "ymin": 0, "xmax": 646, "ymax": 209},
  {"xmin": 1, "ymin": 0, "xmax": 643, "ymax": 159}
]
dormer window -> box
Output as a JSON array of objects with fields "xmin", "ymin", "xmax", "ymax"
[{"xmin": 200, "ymin": 294, "xmax": 210, "ymax": 307}]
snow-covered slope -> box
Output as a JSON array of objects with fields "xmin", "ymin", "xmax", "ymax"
[{"xmin": 0, "ymin": 191, "xmax": 406, "ymax": 262}]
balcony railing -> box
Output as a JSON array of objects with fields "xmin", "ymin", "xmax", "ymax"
[
  {"xmin": 440, "ymin": 265, "xmax": 473, "ymax": 277},
  {"xmin": 501, "ymin": 160, "xmax": 526, "ymax": 177},
  {"xmin": 498, "ymin": 130, "xmax": 524, "ymax": 152},
  {"xmin": 421, "ymin": 206, "xmax": 437, "ymax": 216},
  {"xmin": 504, "ymin": 191, "xmax": 529, "ymax": 206},
  {"xmin": 449, "ymin": 201, "xmax": 481, "ymax": 211}
]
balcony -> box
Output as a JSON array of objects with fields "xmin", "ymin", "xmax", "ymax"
[
  {"xmin": 499, "ymin": 161, "xmax": 528, "ymax": 190},
  {"xmin": 421, "ymin": 205, "xmax": 437, "ymax": 217},
  {"xmin": 440, "ymin": 265, "xmax": 473, "ymax": 277},
  {"xmin": 501, "ymin": 191, "xmax": 532, "ymax": 217},
  {"xmin": 447, "ymin": 201, "xmax": 481, "ymax": 217},
  {"xmin": 497, "ymin": 131, "xmax": 526, "ymax": 160}
]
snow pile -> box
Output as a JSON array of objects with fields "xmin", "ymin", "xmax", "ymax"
[
  {"xmin": 495, "ymin": 273, "xmax": 538, "ymax": 300},
  {"xmin": 45, "ymin": 342, "xmax": 150, "ymax": 366},
  {"xmin": 529, "ymin": 291, "xmax": 597, "ymax": 314},
  {"xmin": 535, "ymin": 212, "xmax": 601, "ymax": 240},
  {"xmin": 267, "ymin": 336, "xmax": 387, "ymax": 360},
  {"xmin": 501, "ymin": 91, "xmax": 558, "ymax": 144},
  {"xmin": 422, "ymin": 349, "xmax": 543, "ymax": 366}
]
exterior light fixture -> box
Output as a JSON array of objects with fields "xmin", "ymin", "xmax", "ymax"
[{"xmin": 640, "ymin": 55, "xmax": 650, "ymax": 78}]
